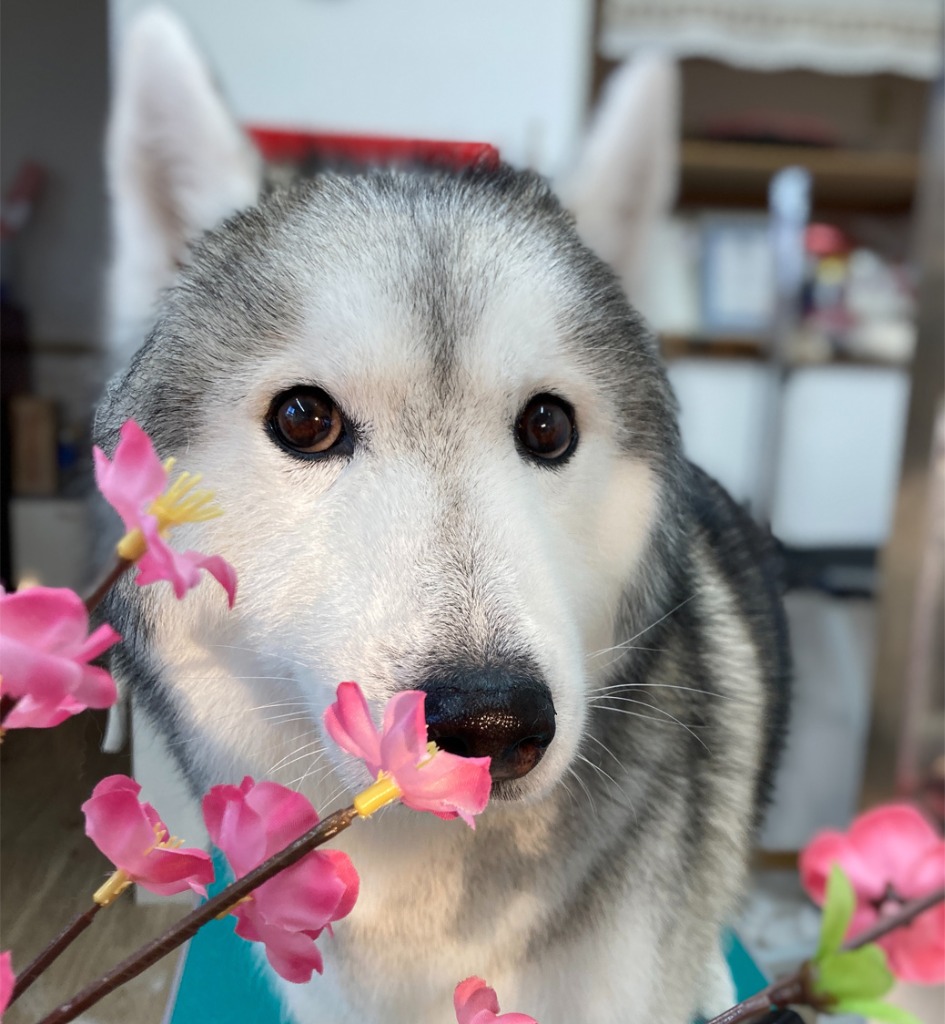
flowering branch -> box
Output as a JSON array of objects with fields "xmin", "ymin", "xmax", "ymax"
[
  {"xmin": 37, "ymin": 805, "xmax": 359, "ymax": 1024},
  {"xmin": 704, "ymin": 885, "xmax": 945, "ymax": 1024}
]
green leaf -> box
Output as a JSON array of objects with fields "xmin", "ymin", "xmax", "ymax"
[
  {"xmin": 816, "ymin": 864, "xmax": 856, "ymax": 960},
  {"xmin": 815, "ymin": 944, "xmax": 894, "ymax": 1001},
  {"xmin": 832, "ymin": 998, "xmax": 923, "ymax": 1024}
]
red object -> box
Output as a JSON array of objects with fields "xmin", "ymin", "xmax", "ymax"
[
  {"xmin": 805, "ymin": 223, "xmax": 850, "ymax": 257},
  {"xmin": 246, "ymin": 127, "xmax": 500, "ymax": 172}
]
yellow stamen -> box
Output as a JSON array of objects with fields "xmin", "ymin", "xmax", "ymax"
[
  {"xmin": 353, "ymin": 772, "xmax": 403, "ymax": 818},
  {"xmin": 115, "ymin": 458, "xmax": 224, "ymax": 562},
  {"xmin": 93, "ymin": 868, "xmax": 132, "ymax": 907}
]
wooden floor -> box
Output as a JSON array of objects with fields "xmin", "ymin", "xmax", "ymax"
[{"xmin": 1, "ymin": 712, "xmax": 181, "ymax": 1024}]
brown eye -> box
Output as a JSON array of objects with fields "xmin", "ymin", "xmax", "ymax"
[
  {"xmin": 516, "ymin": 394, "xmax": 576, "ymax": 464},
  {"xmin": 268, "ymin": 387, "xmax": 345, "ymax": 455}
]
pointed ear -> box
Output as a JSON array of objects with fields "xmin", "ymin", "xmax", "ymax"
[
  {"xmin": 563, "ymin": 54, "xmax": 680, "ymax": 304},
  {"xmin": 106, "ymin": 6, "xmax": 262, "ymax": 365}
]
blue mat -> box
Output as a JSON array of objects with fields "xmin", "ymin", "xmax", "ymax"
[{"xmin": 166, "ymin": 851, "xmax": 767, "ymax": 1023}]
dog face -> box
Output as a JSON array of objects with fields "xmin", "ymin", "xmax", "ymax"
[{"xmin": 98, "ymin": 12, "xmax": 684, "ymax": 812}]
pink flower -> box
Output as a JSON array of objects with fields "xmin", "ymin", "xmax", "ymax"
[
  {"xmin": 0, "ymin": 586, "xmax": 119, "ymax": 729},
  {"xmin": 324, "ymin": 682, "xmax": 492, "ymax": 828},
  {"xmin": 82, "ymin": 775, "xmax": 214, "ymax": 898},
  {"xmin": 93, "ymin": 420, "xmax": 237, "ymax": 606},
  {"xmin": 454, "ymin": 978, "xmax": 537, "ymax": 1024},
  {"xmin": 203, "ymin": 777, "xmax": 359, "ymax": 983},
  {"xmin": 0, "ymin": 951, "xmax": 13, "ymax": 1019},
  {"xmin": 800, "ymin": 803, "xmax": 945, "ymax": 983}
]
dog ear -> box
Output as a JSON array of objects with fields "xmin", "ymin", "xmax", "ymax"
[
  {"xmin": 563, "ymin": 54, "xmax": 680, "ymax": 305},
  {"xmin": 106, "ymin": 6, "xmax": 262, "ymax": 366}
]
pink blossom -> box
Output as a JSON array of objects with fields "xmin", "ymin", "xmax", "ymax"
[
  {"xmin": 0, "ymin": 951, "xmax": 13, "ymax": 1019},
  {"xmin": 324, "ymin": 682, "xmax": 492, "ymax": 828},
  {"xmin": 82, "ymin": 775, "xmax": 214, "ymax": 898},
  {"xmin": 0, "ymin": 586, "xmax": 119, "ymax": 729},
  {"xmin": 93, "ymin": 420, "xmax": 237, "ymax": 606},
  {"xmin": 800, "ymin": 803, "xmax": 945, "ymax": 983},
  {"xmin": 454, "ymin": 978, "xmax": 537, "ymax": 1024},
  {"xmin": 203, "ymin": 777, "xmax": 359, "ymax": 983}
]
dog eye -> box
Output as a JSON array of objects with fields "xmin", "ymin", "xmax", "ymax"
[
  {"xmin": 516, "ymin": 394, "xmax": 577, "ymax": 464},
  {"xmin": 267, "ymin": 387, "xmax": 345, "ymax": 455}
]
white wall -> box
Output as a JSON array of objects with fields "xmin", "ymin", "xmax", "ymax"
[{"xmin": 110, "ymin": 0, "xmax": 595, "ymax": 179}]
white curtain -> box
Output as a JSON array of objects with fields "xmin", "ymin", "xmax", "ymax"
[{"xmin": 601, "ymin": 0, "xmax": 944, "ymax": 79}]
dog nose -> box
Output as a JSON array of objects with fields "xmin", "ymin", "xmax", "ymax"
[{"xmin": 419, "ymin": 669, "xmax": 556, "ymax": 781}]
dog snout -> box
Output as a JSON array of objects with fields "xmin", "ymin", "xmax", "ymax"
[{"xmin": 419, "ymin": 668, "xmax": 556, "ymax": 781}]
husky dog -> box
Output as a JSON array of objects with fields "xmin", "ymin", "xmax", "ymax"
[{"xmin": 96, "ymin": 10, "xmax": 789, "ymax": 1024}]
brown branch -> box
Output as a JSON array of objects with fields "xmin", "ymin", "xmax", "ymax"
[
  {"xmin": 83, "ymin": 557, "xmax": 133, "ymax": 615},
  {"xmin": 845, "ymin": 885, "xmax": 945, "ymax": 950},
  {"xmin": 38, "ymin": 804, "xmax": 359, "ymax": 1024},
  {"xmin": 8, "ymin": 904, "xmax": 102, "ymax": 1005},
  {"xmin": 704, "ymin": 969, "xmax": 811, "ymax": 1024},
  {"xmin": 706, "ymin": 885, "xmax": 945, "ymax": 1024}
]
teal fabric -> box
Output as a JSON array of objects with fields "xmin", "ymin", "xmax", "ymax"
[{"xmin": 167, "ymin": 852, "xmax": 766, "ymax": 1023}]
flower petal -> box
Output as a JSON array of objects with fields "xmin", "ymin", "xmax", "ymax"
[
  {"xmin": 0, "ymin": 950, "xmax": 13, "ymax": 1017},
  {"xmin": 323, "ymin": 682, "xmax": 383, "ymax": 775},
  {"xmin": 1, "ymin": 692, "xmax": 88, "ymax": 729},
  {"xmin": 455, "ymin": 978, "xmax": 501, "ymax": 1022},
  {"xmin": 82, "ymin": 775, "xmax": 164, "ymax": 876},
  {"xmin": 396, "ymin": 748, "xmax": 492, "ymax": 828},
  {"xmin": 134, "ymin": 524, "xmax": 237, "ymax": 606},
  {"xmin": 848, "ymin": 805, "xmax": 941, "ymax": 891},
  {"xmin": 203, "ymin": 782, "xmax": 268, "ymax": 879},
  {"xmin": 880, "ymin": 901, "xmax": 945, "ymax": 984},
  {"xmin": 453, "ymin": 977, "xmax": 538, "ymax": 1024},
  {"xmin": 133, "ymin": 845, "xmax": 214, "ymax": 898},
  {"xmin": 234, "ymin": 905, "xmax": 326, "ymax": 983},
  {"xmin": 379, "ymin": 691, "xmax": 430, "ymax": 774},
  {"xmin": 800, "ymin": 830, "xmax": 887, "ymax": 906},
  {"xmin": 243, "ymin": 780, "xmax": 319, "ymax": 862},
  {"xmin": 93, "ymin": 420, "xmax": 167, "ymax": 529},
  {"xmin": 252, "ymin": 849, "xmax": 357, "ymax": 933}
]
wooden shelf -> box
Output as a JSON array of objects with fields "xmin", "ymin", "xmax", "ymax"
[{"xmin": 680, "ymin": 140, "xmax": 919, "ymax": 213}]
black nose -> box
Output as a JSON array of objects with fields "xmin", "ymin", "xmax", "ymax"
[{"xmin": 419, "ymin": 667, "xmax": 556, "ymax": 781}]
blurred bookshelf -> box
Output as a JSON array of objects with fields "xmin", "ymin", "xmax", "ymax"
[{"xmin": 679, "ymin": 140, "xmax": 919, "ymax": 213}]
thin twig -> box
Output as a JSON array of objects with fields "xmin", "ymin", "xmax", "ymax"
[
  {"xmin": 83, "ymin": 557, "xmax": 133, "ymax": 615},
  {"xmin": 845, "ymin": 885, "xmax": 945, "ymax": 950},
  {"xmin": 705, "ymin": 886, "xmax": 945, "ymax": 1024},
  {"xmin": 38, "ymin": 805, "xmax": 359, "ymax": 1024},
  {"xmin": 8, "ymin": 904, "xmax": 102, "ymax": 1005}
]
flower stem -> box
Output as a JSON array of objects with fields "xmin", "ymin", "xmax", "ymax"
[
  {"xmin": 845, "ymin": 884, "xmax": 945, "ymax": 950},
  {"xmin": 83, "ymin": 557, "xmax": 134, "ymax": 615},
  {"xmin": 704, "ymin": 972, "xmax": 810, "ymax": 1024},
  {"xmin": 37, "ymin": 804, "xmax": 359, "ymax": 1024},
  {"xmin": 705, "ymin": 885, "xmax": 945, "ymax": 1024},
  {"xmin": 8, "ymin": 903, "xmax": 102, "ymax": 1006}
]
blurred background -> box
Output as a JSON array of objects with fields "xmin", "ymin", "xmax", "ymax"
[{"xmin": 1, "ymin": 1, "xmax": 943, "ymax": 1021}]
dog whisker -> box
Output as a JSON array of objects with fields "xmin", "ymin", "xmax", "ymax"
[
  {"xmin": 574, "ymin": 751, "xmax": 619, "ymax": 790},
  {"xmin": 588, "ymin": 595, "xmax": 695, "ymax": 660},
  {"xmin": 584, "ymin": 732, "xmax": 626, "ymax": 772},
  {"xmin": 589, "ymin": 698, "xmax": 709, "ymax": 751},
  {"xmin": 565, "ymin": 765, "xmax": 597, "ymax": 812},
  {"xmin": 268, "ymin": 740, "xmax": 326, "ymax": 776},
  {"xmin": 588, "ymin": 681, "xmax": 745, "ymax": 702}
]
